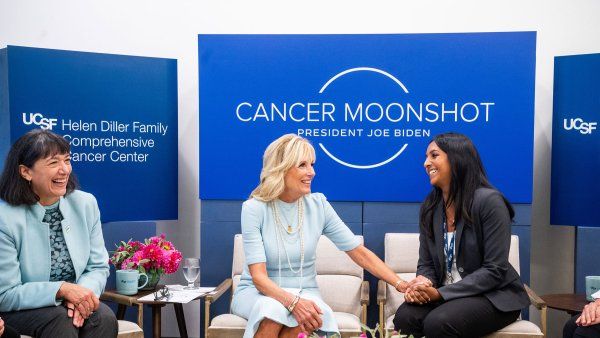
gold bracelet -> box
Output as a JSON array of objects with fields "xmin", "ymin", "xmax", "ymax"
[
  {"xmin": 394, "ymin": 279, "xmax": 404, "ymax": 290},
  {"xmin": 287, "ymin": 295, "xmax": 300, "ymax": 312},
  {"xmin": 283, "ymin": 295, "xmax": 291, "ymax": 308}
]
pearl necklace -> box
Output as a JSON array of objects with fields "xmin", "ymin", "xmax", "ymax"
[{"xmin": 271, "ymin": 198, "xmax": 304, "ymax": 290}]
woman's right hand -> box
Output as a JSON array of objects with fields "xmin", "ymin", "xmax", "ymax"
[
  {"xmin": 56, "ymin": 282, "xmax": 99, "ymax": 319},
  {"xmin": 406, "ymin": 275, "xmax": 433, "ymax": 291},
  {"xmin": 291, "ymin": 297, "xmax": 323, "ymax": 333},
  {"xmin": 0, "ymin": 316, "xmax": 5, "ymax": 337}
]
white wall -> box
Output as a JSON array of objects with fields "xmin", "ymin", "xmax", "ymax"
[{"xmin": 1, "ymin": 1, "xmax": 599, "ymax": 337}]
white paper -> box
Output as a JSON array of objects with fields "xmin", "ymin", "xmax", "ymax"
[
  {"xmin": 593, "ymin": 290, "xmax": 600, "ymax": 299},
  {"xmin": 137, "ymin": 285, "xmax": 216, "ymax": 304}
]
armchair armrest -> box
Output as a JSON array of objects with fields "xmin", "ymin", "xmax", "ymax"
[
  {"xmin": 204, "ymin": 278, "xmax": 233, "ymax": 336},
  {"xmin": 360, "ymin": 280, "xmax": 370, "ymax": 326},
  {"xmin": 377, "ymin": 279, "xmax": 387, "ymax": 305},
  {"xmin": 524, "ymin": 284, "xmax": 546, "ymax": 310},
  {"xmin": 524, "ymin": 284, "xmax": 547, "ymax": 337},
  {"xmin": 360, "ymin": 281, "xmax": 370, "ymax": 305},
  {"xmin": 377, "ymin": 279, "xmax": 389, "ymax": 334},
  {"xmin": 205, "ymin": 278, "xmax": 232, "ymax": 304}
]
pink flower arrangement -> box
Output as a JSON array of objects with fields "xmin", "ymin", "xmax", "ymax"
[{"xmin": 109, "ymin": 234, "xmax": 182, "ymax": 275}]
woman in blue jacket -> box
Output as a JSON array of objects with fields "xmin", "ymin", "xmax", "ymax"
[{"xmin": 0, "ymin": 129, "xmax": 117, "ymax": 338}]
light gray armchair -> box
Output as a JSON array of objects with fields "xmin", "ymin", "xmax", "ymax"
[
  {"xmin": 204, "ymin": 234, "xmax": 369, "ymax": 338},
  {"xmin": 377, "ymin": 233, "xmax": 546, "ymax": 337}
]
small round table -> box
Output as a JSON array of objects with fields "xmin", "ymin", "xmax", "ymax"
[{"xmin": 541, "ymin": 293, "xmax": 589, "ymax": 315}]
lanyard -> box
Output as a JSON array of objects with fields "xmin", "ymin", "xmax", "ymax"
[{"xmin": 442, "ymin": 212, "xmax": 455, "ymax": 279}]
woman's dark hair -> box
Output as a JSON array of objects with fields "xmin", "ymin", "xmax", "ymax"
[
  {"xmin": 0, "ymin": 129, "xmax": 78, "ymax": 205},
  {"xmin": 419, "ymin": 132, "xmax": 514, "ymax": 238}
]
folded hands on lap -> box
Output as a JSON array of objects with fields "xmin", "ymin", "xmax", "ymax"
[
  {"xmin": 292, "ymin": 298, "xmax": 323, "ymax": 333},
  {"xmin": 57, "ymin": 282, "xmax": 99, "ymax": 326},
  {"xmin": 403, "ymin": 275, "xmax": 442, "ymax": 305},
  {"xmin": 576, "ymin": 300, "xmax": 600, "ymax": 327},
  {"xmin": 65, "ymin": 301, "xmax": 86, "ymax": 328}
]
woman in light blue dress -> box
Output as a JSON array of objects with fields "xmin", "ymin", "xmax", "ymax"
[{"xmin": 231, "ymin": 134, "xmax": 409, "ymax": 338}]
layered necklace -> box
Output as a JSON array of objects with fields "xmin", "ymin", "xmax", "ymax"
[{"xmin": 271, "ymin": 198, "xmax": 305, "ymax": 291}]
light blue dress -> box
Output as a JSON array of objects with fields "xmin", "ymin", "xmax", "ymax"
[{"xmin": 231, "ymin": 193, "xmax": 360, "ymax": 338}]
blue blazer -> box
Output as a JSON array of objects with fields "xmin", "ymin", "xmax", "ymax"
[{"xmin": 0, "ymin": 190, "xmax": 109, "ymax": 311}]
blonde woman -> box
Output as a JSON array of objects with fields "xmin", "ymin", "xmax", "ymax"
[{"xmin": 231, "ymin": 134, "xmax": 407, "ymax": 338}]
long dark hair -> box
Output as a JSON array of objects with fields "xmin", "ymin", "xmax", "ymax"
[
  {"xmin": 419, "ymin": 132, "xmax": 514, "ymax": 238},
  {"xmin": 0, "ymin": 129, "xmax": 78, "ymax": 205}
]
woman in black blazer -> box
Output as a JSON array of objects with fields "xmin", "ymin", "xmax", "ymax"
[{"xmin": 393, "ymin": 133, "xmax": 530, "ymax": 338}]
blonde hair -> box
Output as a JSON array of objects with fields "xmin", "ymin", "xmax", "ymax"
[{"xmin": 250, "ymin": 134, "xmax": 316, "ymax": 202}]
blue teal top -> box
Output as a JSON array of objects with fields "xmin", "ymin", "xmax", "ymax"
[
  {"xmin": 0, "ymin": 190, "xmax": 110, "ymax": 311},
  {"xmin": 236, "ymin": 193, "xmax": 360, "ymax": 292}
]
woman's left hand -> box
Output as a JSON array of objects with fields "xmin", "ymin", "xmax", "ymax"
[{"xmin": 65, "ymin": 301, "xmax": 86, "ymax": 328}]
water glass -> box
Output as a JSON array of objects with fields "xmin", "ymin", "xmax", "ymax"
[{"xmin": 182, "ymin": 257, "xmax": 200, "ymax": 289}]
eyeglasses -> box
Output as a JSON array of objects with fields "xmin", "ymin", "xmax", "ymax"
[{"xmin": 153, "ymin": 286, "xmax": 171, "ymax": 301}]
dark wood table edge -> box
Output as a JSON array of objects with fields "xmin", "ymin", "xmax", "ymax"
[{"xmin": 540, "ymin": 293, "xmax": 589, "ymax": 316}]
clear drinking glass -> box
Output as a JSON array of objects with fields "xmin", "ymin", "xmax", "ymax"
[{"xmin": 182, "ymin": 257, "xmax": 200, "ymax": 290}]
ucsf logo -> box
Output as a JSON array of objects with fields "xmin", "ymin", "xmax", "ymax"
[
  {"xmin": 22, "ymin": 113, "xmax": 58, "ymax": 130},
  {"xmin": 563, "ymin": 118, "xmax": 597, "ymax": 135}
]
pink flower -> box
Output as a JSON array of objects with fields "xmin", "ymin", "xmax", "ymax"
[
  {"xmin": 110, "ymin": 236, "xmax": 182, "ymax": 274},
  {"xmin": 297, "ymin": 333, "xmax": 307, "ymax": 338},
  {"xmin": 359, "ymin": 333, "xmax": 367, "ymax": 338}
]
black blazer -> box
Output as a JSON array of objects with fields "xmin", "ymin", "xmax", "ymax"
[{"xmin": 416, "ymin": 187, "xmax": 530, "ymax": 312}]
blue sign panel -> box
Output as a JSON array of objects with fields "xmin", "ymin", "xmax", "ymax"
[
  {"xmin": 199, "ymin": 33, "xmax": 536, "ymax": 202},
  {"xmin": 0, "ymin": 46, "xmax": 178, "ymax": 222},
  {"xmin": 551, "ymin": 53, "xmax": 600, "ymax": 227}
]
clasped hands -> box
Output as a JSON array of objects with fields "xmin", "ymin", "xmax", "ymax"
[
  {"xmin": 290, "ymin": 297, "xmax": 324, "ymax": 333},
  {"xmin": 400, "ymin": 275, "xmax": 441, "ymax": 305},
  {"xmin": 576, "ymin": 299, "xmax": 600, "ymax": 327},
  {"xmin": 57, "ymin": 282, "xmax": 100, "ymax": 328}
]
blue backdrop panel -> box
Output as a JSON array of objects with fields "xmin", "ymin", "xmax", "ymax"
[
  {"xmin": 199, "ymin": 33, "xmax": 536, "ymax": 203},
  {"xmin": 0, "ymin": 49, "xmax": 9, "ymax": 162},
  {"xmin": 0, "ymin": 46, "xmax": 178, "ymax": 222},
  {"xmin": 364, "ymin": 203, "xmax": 421, "ymax": 224},
  {"xmin": 551, "ymin": 53, "xmax": 600, "ymax": 227},
  {"xmin": 576, "ymin": 227, "xmax": 600, "ymax": 293}
]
